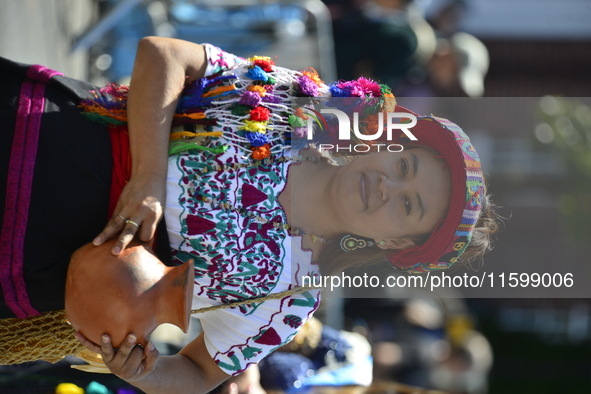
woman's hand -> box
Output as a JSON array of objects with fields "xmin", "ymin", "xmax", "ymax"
[
  {"xmin": 75, "ymin": 332, "xmax": 159, "ymax": 382},
  {"xmin": 93, "ymin": 174, "xmax": 165, "ymax": 255},
  {"xmin": 75, "ymin": 330, "xmax": 229, "ymax": 393}
]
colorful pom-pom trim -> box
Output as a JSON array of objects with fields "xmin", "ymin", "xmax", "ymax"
[{"xmin": 78, "ymin": 54, "xmax": 397, "ymax": 161}]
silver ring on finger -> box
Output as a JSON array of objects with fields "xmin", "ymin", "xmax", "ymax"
[
  {"xmin": 117, "ymin": 214, "xmax": 126, "ymax": 221},
  {"xmin": 125, "ymin": 219, "xmax": 140, "ymax": 228}
]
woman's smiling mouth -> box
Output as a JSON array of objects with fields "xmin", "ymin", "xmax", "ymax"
[{"xmin": 360, "ymin": 173, "xmax": 369, "ymax": 210}]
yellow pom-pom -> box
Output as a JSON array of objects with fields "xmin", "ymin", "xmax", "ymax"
[
  {"xmin": 247, "ymin": 85, "xmax": 267, "ymax": 97},
  {"xmin": 383, "ymin": 96, "xmax": 397, "ymax": 113},
  {"xmin": 248, "ymin": 55, "xmax": 272, "ymax": 62},
  {"xmin": 240, "ymin": 120, "xmax": 268, "ymax": 134},
  {"xmin": 170, "ymin": 131, "xmax": 223, "ymax": 140},
  {"xmin": 55, "ymin": 383, "xmax": 84, "ymax": 394}
]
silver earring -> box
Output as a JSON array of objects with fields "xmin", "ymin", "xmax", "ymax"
[{"xmin": 340, "ymin": 235, "xmax": 375, "ymax": 252}]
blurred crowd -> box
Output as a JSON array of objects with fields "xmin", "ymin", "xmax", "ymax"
[
  {"xmin": 325, "ymin": 0, "xmax": 489, "ymax": 97},
  {"xmin": 212, "ymin": 296, "xmax": 492, "ymax": 394}
]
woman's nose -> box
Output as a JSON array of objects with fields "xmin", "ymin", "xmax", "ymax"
[{"xmin": 378, "ymin": 174, "xmax": 402, "ymax": 200}]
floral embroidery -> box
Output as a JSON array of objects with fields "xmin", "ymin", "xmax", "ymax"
[{"xmin": 168, "ymin": 134, "xmax": 320, "ymax": 374}]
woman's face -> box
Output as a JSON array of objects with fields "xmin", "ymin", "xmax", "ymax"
[{"xmin": 329, "ymin": 148, "xmax": 452, "ymax": 247}]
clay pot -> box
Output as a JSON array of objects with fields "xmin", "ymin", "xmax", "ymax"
[{"xmin": 65, "ymin": 239, "xmax": 194, "ymax": 348}]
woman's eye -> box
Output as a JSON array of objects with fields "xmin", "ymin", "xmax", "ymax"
[
  {"xmin": 404, "ymin": 197, "xmax": 412, "ymax": 215},
  {"xmin": 401, "ymin": 159, "xmax": 408, "ymax": 177}
]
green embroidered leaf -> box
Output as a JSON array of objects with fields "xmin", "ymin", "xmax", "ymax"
[
  {"xmin": 288, "ymin": 291, "xmax": 316, "ymax": 308},
  {"xmin": 216, "ymin": 352, "xmax": 242, "ymax": 372},
  {"xmin": 283, "ymin": 314, "xmax": 303, "ymax": 328},
  {"xmin": 241, "ymin": 346, "xmax": 262, "ymax": 360}
]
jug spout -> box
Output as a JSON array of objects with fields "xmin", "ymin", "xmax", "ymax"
[{"xmin": 156, "ymin": 259, "xmax": 194, "ymax": 333}]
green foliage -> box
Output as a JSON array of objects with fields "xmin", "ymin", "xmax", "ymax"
[{"xmin": 535, "ymin": 97, "xmax": 591, "ymax": 247}]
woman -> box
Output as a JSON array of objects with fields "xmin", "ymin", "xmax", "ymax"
[{"xmin": 0, "ymin": 37, "xmax": 496, "ymax": 393}]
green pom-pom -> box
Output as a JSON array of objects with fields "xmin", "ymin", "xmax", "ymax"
[
  {"xmin": 288, "ymin": 114, "xmax": 306, "ymax": 127},
  {"xmin": 379, "ymin": 83, "xmax": 393, "ymax": 97},
  {"xmin": 231, "ymin": 103, "xmax": 251, "ymax": 116}
]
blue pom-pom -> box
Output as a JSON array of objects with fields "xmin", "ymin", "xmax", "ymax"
[
  {"xmin": 329, "ymin": 84, "xmax": 349, "ymax": 97},
  {"xmin": 245, "ymin": 131, "xmax": 269, "ymax": 147},
  {"xmin": 245, "ymin": 66, "xmax": 269, "ymax": 82}
]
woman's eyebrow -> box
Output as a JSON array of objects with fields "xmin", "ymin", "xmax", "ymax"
[
  {"xmin": 417, "ymin": 192, "xmax": 425, "ymax": 221},
  {"xmin": 411, "ymin": 153, "xmax": 424, "ymax": 220}
]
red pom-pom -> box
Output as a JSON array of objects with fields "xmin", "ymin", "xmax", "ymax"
[
  {"xmin": 250, "ymin": 106, "xmax": 271, "ymax": 122},
  {"xmin": 253, "ymin": 59, "xmax": 274, "ymax": 72}
]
